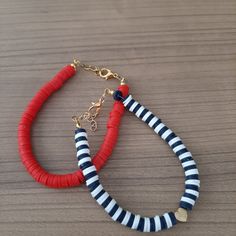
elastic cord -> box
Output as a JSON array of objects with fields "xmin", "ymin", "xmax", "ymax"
[{"xmin": 18, "ymin": 64, "xmax": 129, "ymax": 188}]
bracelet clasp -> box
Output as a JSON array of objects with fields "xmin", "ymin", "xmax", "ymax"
[
  {"xmin": 71, "ymin": 59, "xmax": 126, "ymax": 131},
  {"xmin": 71, "ymin": 59, "xmax": 126, "ymax": 84},
  {"xmin": 72, "ymin": 88, "xmax": 114, "ymax": 132}
]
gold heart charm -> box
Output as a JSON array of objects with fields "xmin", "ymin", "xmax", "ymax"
[{"xmin": 175, "ymin": 208, "xmax": 188, "ymax": 222}]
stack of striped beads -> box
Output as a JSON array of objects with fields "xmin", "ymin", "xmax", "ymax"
[
  {"xmin": 123, "ymin": 95, "xmax": 200, "ymax": 211},
  {"xmin": 75, "ymin": 94, "xmax": 200, "ymax": 232}
]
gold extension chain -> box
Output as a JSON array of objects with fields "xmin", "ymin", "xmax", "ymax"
[
  {"xmin": 71, "ymin": 59, "xmax": 126, "ymax": 84},
  {"xmin": 72, "ymin": 88, "xmax": 114, "ymax": 132}
]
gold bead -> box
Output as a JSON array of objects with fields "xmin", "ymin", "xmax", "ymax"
[
  {"xmin": 120, "ymin": 78, "xmax": 126, "ymax": 85},
  {"xmin": 108, "ymin": 89, "xmax": 114, "ymax": 95},
  {"xmin": 70, "ymin": 63, "xmax": 77, "ymax": 70},
  {"xmin": 175, "ymin": 208, "xmax": 188, "ymax": 222}
]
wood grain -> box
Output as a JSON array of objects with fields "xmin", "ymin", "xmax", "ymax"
[{"xmin": 0, "ymin": 0, "xmax": 236, "ymax": 235}]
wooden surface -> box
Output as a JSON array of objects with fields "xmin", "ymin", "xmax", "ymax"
[{"xmin": 0, "ymin": 0, "xmax": 236, "ymax": 235}]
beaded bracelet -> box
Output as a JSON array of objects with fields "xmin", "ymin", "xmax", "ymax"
[
  {"xmin": 74, "ymin": 93, "xmax": 200, "ymax": 232},
  {"xmin": 18, "ymin": 60, "xmax": 129, "ymax": 188}
]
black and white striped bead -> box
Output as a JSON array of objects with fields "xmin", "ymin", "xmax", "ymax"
[
  {"xmin": 75, "ymin": 128, "xmax": 177, "ymax": 232},
  {"xmin": 123, "ymin": 95, "xmax": 200, "ymax": 210}
]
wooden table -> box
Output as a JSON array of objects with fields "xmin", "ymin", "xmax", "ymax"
[{"xmin": 1, "ymin": 0, "xmax": 236, "ymax": 235}]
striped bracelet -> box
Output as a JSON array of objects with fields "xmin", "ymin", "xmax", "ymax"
[{"xmin": 75, "ymin": 93, "xmax": 200, "ymax": 232}]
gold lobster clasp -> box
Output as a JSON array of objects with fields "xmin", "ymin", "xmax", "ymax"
[
  {"xmin": 72, "ymin": 88, "xmax": 114, "ymax": 131},
  {"xmin": 88, "ymin": 100, "xmax": 103, "ymax": 119},
  {"xmin": 71, "ymin": 59, "xmax": 126, "ymax": 84},
  {"xmin": 71, "ymin": 59, "xmax": 126, "ymax": 131},
  {"xmin": 98, "ymin": 68, "xmax": 115, "ymax": 80}
]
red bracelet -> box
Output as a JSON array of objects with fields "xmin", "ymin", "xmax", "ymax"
[{"xmin": 18, "ymin": 62, "xmax": 129, "ymax": 188}]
